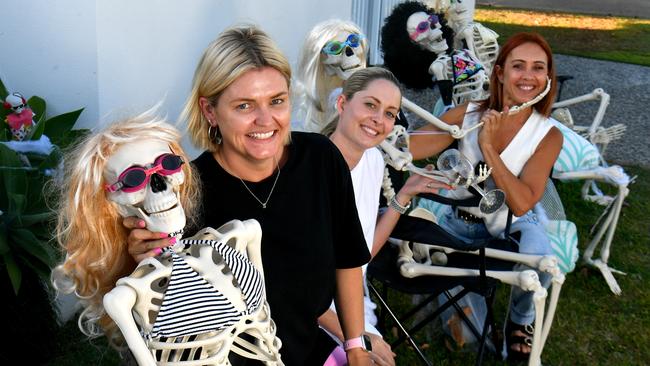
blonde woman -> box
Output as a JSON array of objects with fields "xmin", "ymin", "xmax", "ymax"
[{"xmin": 124, "ymin": 25, "xmax": 372, "ymax": 366}]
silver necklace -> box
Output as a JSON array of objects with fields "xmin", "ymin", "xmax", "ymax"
[{"xmin": 238, "ymin": 162, "xmax": 281, "ymax": 209}]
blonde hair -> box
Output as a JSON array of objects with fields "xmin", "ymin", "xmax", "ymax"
[
  {"xmin": 293, "ymin": 19, "xmax": 368, "ymax": 132},
  {"xmin": 321, "ymin": 67, "xmax": 401, "ymax": 136},
  {"xmin": 182, "ymin": 24, "xmax": 292, "ymax": 152},
  {"xmin": 51, "ymin": 111, "xmax": 200, "ymax": 344}
]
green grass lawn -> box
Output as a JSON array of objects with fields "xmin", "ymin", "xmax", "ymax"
[{"xmin": 475, "ymin": 7, "xmax": 650, "ymax": 66}]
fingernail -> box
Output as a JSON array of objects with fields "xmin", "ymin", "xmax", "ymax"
[
  {"xmin": 138, "ymin": 220, "xmax": 146, "ymax": 228},
  {"xmin": 169, "ymin": 237, "xmax": 177, "ymax": 245},
  {"xmin": 153, "ymin": 247, "xmax": 162, "ymax": 256},
  {"xmin": 159, "ymin": 232, "xmax": 169, "ymax": 238}
]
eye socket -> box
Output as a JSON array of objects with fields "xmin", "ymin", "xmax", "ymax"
[
  {"xmin": 271, "ymin": 98, "xmax": 285, "ymax": 106},
  {"xmin": 386, "ymin": 111, "xmax": 396, "ymax": 120},
  {"xmin": 236, "ymin": 103, "xmax": 251, "ymax": 110}
]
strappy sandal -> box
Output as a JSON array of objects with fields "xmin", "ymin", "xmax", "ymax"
[{"xmin": 505, "ymin": 320, "xmax": 534, "ymax": 363}]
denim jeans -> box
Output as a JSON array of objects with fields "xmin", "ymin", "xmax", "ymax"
[{"xmin": 440, "ymin": 208, "xmax": 552, "ymax": 325}]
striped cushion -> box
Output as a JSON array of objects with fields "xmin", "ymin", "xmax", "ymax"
[
  {"xmin": 545, "ymin": 220, "xmax": 579, "ymax": 273},
  {"xmin": 551, "ymin": 118, "xmax": 600, "ymax": 173}
]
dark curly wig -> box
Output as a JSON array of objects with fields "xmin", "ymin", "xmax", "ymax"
[{"xmin": 381, "ymin": 1, "xmax": 454, "ymax": 90}]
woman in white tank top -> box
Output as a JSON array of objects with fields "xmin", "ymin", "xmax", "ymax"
[{"xmin": 409, "ymin": 33, "xmax": 563, "ymax": 362}]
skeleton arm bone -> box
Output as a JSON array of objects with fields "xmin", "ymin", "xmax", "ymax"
[{"xmin": 104, "ymin": 286, "xmax": 157, "ymax": 366}]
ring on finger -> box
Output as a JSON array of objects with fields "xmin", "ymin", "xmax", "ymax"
[{"xmin": 426, "ymin": 183, "xmax": 434, "ymax": 189}]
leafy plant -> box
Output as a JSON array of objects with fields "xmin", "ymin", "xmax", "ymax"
[{"xmin": 0, "ymin": 78, "xmax": 89, "ymax": 295}]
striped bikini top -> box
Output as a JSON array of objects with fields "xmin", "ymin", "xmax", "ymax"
[{"xmin": 146, "ymin": 238, "xmax": 264, "ymax": 339}]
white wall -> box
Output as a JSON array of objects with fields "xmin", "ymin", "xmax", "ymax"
[{"xmin": 0, "ymin": 0, "xmax": 351, "ymax": 156}]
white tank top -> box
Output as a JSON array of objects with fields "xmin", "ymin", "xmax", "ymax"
[{"xmin": 447, "ymin": 102, "xmax": 554, "ymax": 236}]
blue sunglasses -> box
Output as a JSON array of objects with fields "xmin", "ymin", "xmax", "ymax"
[{"xmin": 322, "ymin": 34, "xmax": 364, "ymax": 55}]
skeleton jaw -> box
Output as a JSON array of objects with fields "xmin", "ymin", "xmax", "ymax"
[{"xmin": 120, "ymin": 191, "xmax": 186, "ymax": 234}]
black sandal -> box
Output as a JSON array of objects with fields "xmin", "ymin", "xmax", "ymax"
[{"xmin": 505, "ymin": 320, "xmax": 534, "ymax": 362}]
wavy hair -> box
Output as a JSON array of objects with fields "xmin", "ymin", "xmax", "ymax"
[
  {"xmin": 381, "ymin": 1, "xmax": 454, "ymax": 90},
  {"xmin": 293, "ymin": 19, "xmax": 368, "ymax": 132},
  {"xmin": 51, "ymin": 110, "xmax": 200, "ymax": 345}
]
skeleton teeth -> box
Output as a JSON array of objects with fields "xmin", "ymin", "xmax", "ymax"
[
  {"xmin": 248, "ymin": 131, "xmax": 274, "ymax": 139},
  {"xmin": 143, "ymin": 197, "xmax": 178, "ymax": 215}
]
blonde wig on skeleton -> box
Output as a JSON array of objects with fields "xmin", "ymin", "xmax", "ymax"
[
  {"xmin": 51, "ymin": 110, "xmax": 200, "ymax": 345},
  {"xmin": 293, "ymin": 19, "xmax": 368, "ymax": 132}
]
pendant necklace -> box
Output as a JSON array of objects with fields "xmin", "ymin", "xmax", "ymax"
[{"xmin": 238, "ymin": 161, "xmax": 281, "ymax": 209}]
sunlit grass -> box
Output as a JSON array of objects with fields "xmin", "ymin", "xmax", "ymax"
[
  {"xmin": 475, "ymin": 8, "xmax": 650, "ymax": 30},
  {"xmin": 474, "ymin": 7, "xmax": 650, "ymax": 66}
]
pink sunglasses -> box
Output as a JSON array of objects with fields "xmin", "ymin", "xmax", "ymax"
[
  {"xmin": 105, "ymin": 153, "xmax": 184, "ymax": 193},
  {"xmin": 409, "ymin": 14, "xmax": 440, "ymax": 40}
]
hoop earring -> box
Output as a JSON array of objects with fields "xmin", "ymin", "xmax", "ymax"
[{"xmin": 207, "ymin": 123, "xmax": 222, "ymax": 145}]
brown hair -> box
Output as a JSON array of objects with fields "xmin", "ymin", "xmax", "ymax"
[{"xmin": 480, "ymin": 32, "xmax": 556, "ymax": 117}]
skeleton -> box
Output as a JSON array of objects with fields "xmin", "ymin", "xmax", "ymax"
[
  {"xmin": 549, "ymin": 88, "xmax": 632, "ymax": 294},
  {"xmin": 377, "ymin": 125, "xmax": 491, "ymax": 198},
  {"xmin": 407, "ymin": 10, "xmax": 490, "ymax": 109},
  {"xmin": 3, "ymin": 92, "xmax": 36, "ymax": 141},
  {"xmin": 102, "ymin": 139, "xmax": 283, "ymax": 365},
  {"xmin": 552, "ymin": 88, "xmax": 627, "ymax": 155},
  {"xmin": 377, "ymin": 120, "xmax": 568, "ymax": 364},
  {"xmin": 444, "ymin": 0, "xmax": 499, "ymax": 76},
  {"xmin": 293, "ymin": 20, "xmax": 368, "ymax": 133}
]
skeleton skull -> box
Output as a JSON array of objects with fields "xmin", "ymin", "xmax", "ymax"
[
  {"xmin": 447, "ymin": 0, "xmax": 476, "ymax": 25},
  {"xmin": 104, "ymin": 139, "xmax": 185, "ymax": 234},
  {"xmin": 407, "ymin": 12, "xmax": 448, "ymax": 55},
  {"xmin": 321, "ymin": 32, "xmax": 365, "ymax": 80},
  {"xmin": 5, "ymin": 93, "xmax": 26, "ymax": 114}
]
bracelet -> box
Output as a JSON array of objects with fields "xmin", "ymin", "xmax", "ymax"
[{"xmin": 389, "ymin": 195, "xmax": 411, "ymax": 214}]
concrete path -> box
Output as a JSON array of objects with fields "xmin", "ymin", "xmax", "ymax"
[{"xmin": 477, "ymin": 0, "xmax": 650, "ymax": 19}]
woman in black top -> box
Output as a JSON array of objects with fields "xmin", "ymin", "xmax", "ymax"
[{"xmin": 124, "ymin": 25, "xmax": 372, "ymax": 366}]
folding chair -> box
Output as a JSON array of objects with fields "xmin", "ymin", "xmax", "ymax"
[{"xmin": 368, "ymin": 187, "xmax": 566, "ymax": 366}]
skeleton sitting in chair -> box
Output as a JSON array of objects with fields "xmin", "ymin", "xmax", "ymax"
[
  {"xmin": 377, "ymin": 32, "xmax": 568, "ymax": 365},
  {"xmin": 52, "ymin": 113, "xmax": 282, "ymax": 365}
]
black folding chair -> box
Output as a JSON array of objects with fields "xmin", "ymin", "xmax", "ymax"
[{"xmin": 368, "ymin": 208, "xmax": 519, "ymax": 366}]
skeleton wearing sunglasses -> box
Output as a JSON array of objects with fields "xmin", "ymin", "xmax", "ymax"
[
  {"xmin": 53, "ymin": 113, "xmax": 283, "ymax": 365},
  {"xmin": 382, "ymin": 2, "xmax": 489, "ymax": 116},
  {"xmin": 293, "ymin": 19, "xmax": 368, "ymax": 133}
]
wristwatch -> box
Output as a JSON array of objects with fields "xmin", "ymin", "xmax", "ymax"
[
  {"xmin": 344, "ymin": 334, "xmax": 372, "ymax": 352},
  {"xmin": 389, "ymin": 195, "xmax": 411, "ymax": 215}
]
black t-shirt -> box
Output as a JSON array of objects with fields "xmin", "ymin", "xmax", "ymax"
[{"xmin": 192, "ymin": 132, "xmax": 370, "ymax": 366}]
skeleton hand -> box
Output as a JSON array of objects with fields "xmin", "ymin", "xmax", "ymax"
[
  {"xmin": 474, "ymin": 163, "xmax": 492, "ymax": 185},
  {"xmin": 378, "ymin": 126, "xmax": 413, "ymax": 171}
]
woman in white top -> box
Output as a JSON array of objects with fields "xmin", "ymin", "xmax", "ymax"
[
  {"xmin": 319, "ymin": 67, "xmax": 449, "ymax": 366},
  {"xmin": 409, "ymin": 32, "xmax": 563, "ymax": 362}
]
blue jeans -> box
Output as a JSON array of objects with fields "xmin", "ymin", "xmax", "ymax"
[{"xmin": 440, "ymin": 208, "xmax": 552, "ymax": 325}]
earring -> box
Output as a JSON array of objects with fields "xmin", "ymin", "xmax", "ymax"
[{"xmin": 207, "ymin": 122, "xmax": 222, "ymax": 145}]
